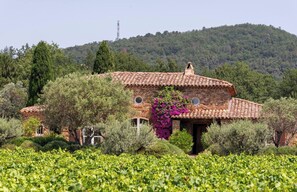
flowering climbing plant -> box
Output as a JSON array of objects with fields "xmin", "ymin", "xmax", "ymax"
[{"xmin": 151, "ymin": 86, "xmax": 189, "ymax": 139}]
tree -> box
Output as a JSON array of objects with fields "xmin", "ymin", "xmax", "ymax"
[
  {"xmin": 205, "ymin": 62, "xmax": 278, "ymax": 103},
  {"xmin": 42, "ymin": 73, "xmax": 132, "ymax": 143},
  {"xmin": 0, "ymin": 118, "xmax": 23, "ymax": 146},
  {"xmin": 279, "ymin": 69, "xmax": 297, "ymax": 98},
  {"xmin": 167, "ymin": 58, "xmax": 179, "ymax": 72},
  {"xmin": 0, "ymin": 52, "xmax": 17, "ymax": 88},
  {"xmin": 100, "ymin": 119, "xmax": 157, "ymax": 155},
  {"xmin": 0, "ymin": 82, "xmax": 27, "ymax": 118},
  {"xmin": 28, "ymin": 41, "xmax": 53, "ymax": 106},
  {"xmin": 93, "ymin": 41, "xmax": 115, "ymax": 74},
  {"xmin": 22, "ymin": 117, "xmax": 41, "ymax": 137},
  {"xmin": 84, "ymin": 49, "xmax": 95, "ymax": 70},
  {"xmin": 261, "ymin": 98, "xmax": 297, "ymax": 147},
  {"xmin": 154, "ymin": 58, "xmax": 168, "ymax": 72},
  {"xmin": 202, "ymin": 120, "xmax": 270, "ymax": 155},
  {"xmin": 114, "ymin": 51, "xmax": 150, "ymax": 72}
]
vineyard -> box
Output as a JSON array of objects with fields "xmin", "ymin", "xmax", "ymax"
[{"xmin": 0, "ymin": 149, "xmax": 296, "ymax": 191}]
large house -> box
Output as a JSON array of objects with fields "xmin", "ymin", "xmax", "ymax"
[{"xmin": 21, "ymin": 62, "xmax": 263, "ymax": 154}]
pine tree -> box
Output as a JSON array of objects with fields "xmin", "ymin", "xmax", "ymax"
[
  {"xmin": 93, "ymin": 41, "xmax": 115, "ymax": 74},
  {"xmin": 27, "ymin": 41, "xmax": 53, "ymax": 106}
]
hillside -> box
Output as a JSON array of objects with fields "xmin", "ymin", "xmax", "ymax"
[{"xmin": 64, "ymin": 24, "xmax": 297, "ymax": 77}]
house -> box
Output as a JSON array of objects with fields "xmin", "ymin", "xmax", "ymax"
[{"xmin": 21, "ymin": 62, "xmax": 264, "ymax": 153}]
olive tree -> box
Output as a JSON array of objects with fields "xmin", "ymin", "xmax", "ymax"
[
  {"xmin": 202, "ymin": 120, "xmax": 270, "ymax": 155},
  {"xmin": 0, "ymin": 118, "xmax": 23, "ymax": 146},
  {"xmin": 100, "ymin": 119, "xmax": 157, "ymax": 155},
  {"xmin": 42, "ymin": 73, "xmax": 132, "ymax": 143},
  {"xmin": 262, "ymin": 98, "xmax": 297, "ymax": 147},
  {"xmin": 0, "ymin": 82, "xmax": 27, "ymax": 118}
]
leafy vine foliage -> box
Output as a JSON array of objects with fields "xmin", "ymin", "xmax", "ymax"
[{"xmin": 152, "ymin": 87, "xmax": 189, "ymax": 139}]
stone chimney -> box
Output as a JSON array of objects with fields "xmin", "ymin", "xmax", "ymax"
[{"xmin": 184, "ymin": 62, "xmax": 195, "ymax": 75}]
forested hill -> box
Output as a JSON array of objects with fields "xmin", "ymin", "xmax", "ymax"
[{"xmin": 64, "ymin": 24, "xmax": 297, "ymax": 77}]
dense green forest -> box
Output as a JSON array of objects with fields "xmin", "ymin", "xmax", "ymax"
[
  {"xmin": 65, "ymin": 23, "xmax": 297, "ymax": 78},
  {"xmin": 1, "ymin": 24, "xmax": 297, "ymax": 107}
]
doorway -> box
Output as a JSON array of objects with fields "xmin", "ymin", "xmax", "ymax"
[{"xmin": 192, "ymin": 124, "xmax": 207, "ymax": 154}]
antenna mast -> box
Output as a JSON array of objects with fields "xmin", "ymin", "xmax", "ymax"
[{"xmin": 116, "ymin": 20, "xmax": 120, "ymax": 41}]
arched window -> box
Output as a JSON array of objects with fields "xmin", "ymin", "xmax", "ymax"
[{"xmin": 36, "ymin": 124, "xmax": 44, "ymax": 136}]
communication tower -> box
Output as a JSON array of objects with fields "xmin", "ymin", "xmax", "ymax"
[{"xmin": 116, "ymin": 20, "xmax": 120, "ymax": 41}]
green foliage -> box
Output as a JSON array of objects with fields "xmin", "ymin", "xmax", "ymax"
[
  {"xmin": 0, "ymin": 82, "xmax": 27, "ymax": 118},
  {"xmin": 4, "ymin": 135, "xmax": 79, "ymax": 152},
  {"xmin": 83, "ymin": 49, "xmax": 95, "ymax": 70},
  {"xmin": 6, "ymin": 137, "xmax": 29, "ymax": 146},
  {"xmin": 144, "ymin": 139, "xmax": 185, "ymax": 157},
  {"xmin": 152, "ymin": 58, "xmax": 181, "ymax": 72},
  {"xmin": 202, "ymin": 120, "xmax": 271, "ymax": 155},
  {"xmin": 0, "ymin": 43, "xmax": 87, "ymax": 93},
  {"xmin": 101, "ymin": 119, "xmax": 157, "ymax": 155},
  {"xmin": 42, "ymin": 140, "xmax": 69, "ymax": 151},
  {"xmin": 204, "ymin": 62, "xmax": 278, "ymax": 103},
  {"xmin": 0, "ymin": 118, "xmax": 23, "ymax": 146},
  {"xmin": 22, "ymin": 117, "xmax": 40, "ymax": 137},
  {"xmin": 1, "ymin": 143, "xmax": 17, "ymax": 150},
  {"xmin": 258, "ymin": 146, "xmax": 297, "ymax": 155},
  {"xmin": 65, "ymin": 24, "xmax": 297, "ymax": 77},
  {"xmin": 169, "ymin": 130, "xmax": 193, "ymax": 153},
  {"xmin": 20, "ymin": 140, "xmax": 41, "ymax": 151},
  {"xmin": 42, "ymin": 73, "xmax": 132, "ymax": 143},
  {"xmin": 262, "ymin": 98, "xmax": 297, "ymax": 146},
  {"xmin": 0, "ymin": 150, "xmax": 296, "ymax": 191},
  {"xmin": 28, "ymin": 41, "xmax": 53, "ymax": 105},
  {"xmin": 279, "ymin": 69, "xmax": 297, "ymax": 98},
  {"xmin": 30, "ymin": 135, "xmax": 67, "ymax": 146},
  {"xmin": 93, "ymin": 41, "xmax": 115, "ymax": 74},
  {"xmin": 114, "ymin": 51, "xmax": 151, "ymax": 72}
]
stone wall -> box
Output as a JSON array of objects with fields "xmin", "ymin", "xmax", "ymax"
[{"xmin": 128, "ymin": 85, "xmax": 231, "ymax": 120}]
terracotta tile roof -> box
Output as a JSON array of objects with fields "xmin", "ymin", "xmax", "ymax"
[
  {"xmin": 20, "ymin": 105, "xmax": 45, "ymax": 113},
  {"xmin": 98, "ymin": 72, "xmax": 236, "ymax": 96},
  {"xmin": 173, "ymin": 98, "xmax": 262, "ymax": 119}
]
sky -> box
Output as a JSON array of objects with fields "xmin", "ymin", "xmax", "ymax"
[{"xmin": 1, "ymin": 0, "xmax": 297, "ymax": 49}]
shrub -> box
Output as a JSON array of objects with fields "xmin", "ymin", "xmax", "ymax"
[
  {"xmin": 102, "ymin": 119, "xmax": 157, "ymax": 155},
  {"xmin": 1, "ymin": 143, "xmax": 17, "ymax": 150},
  {"xmin": 258, "ymin": 146, "xmax": 297, "ymax": 155},
  {"xmin": 202, "ymin": 120, "xmax": 271, "ymax": 155},
  {"xmin": 67, "ymin": 143, "xmax": 82, "ymax": 153},
  {"xmin": 22, "ymin": 117, "xmax": 40, "ymax": 137},
  {"xmin": 20, "ymin": 140, "xmax": 41, "ymax": 151},
  {"xmin": 31, "ymin": 135, "xmax": 67, "ymax": 146},
  {"xmin": 0, "ymin": 118, "xmax": 23, "ymax": 146},
  {"xmin": 7, "ymin": 137, "xmax": 30, "ymax": 146},
  {"xmin": 144, "ymin": 139, "xmax": 185, "ymax": 157},
  {"xmin": 206, "ymin": 144, "xmax": 227, "ymax": 156},
  {"xmin": 169, "ymin": 130, "xmax": 193, "ymax": 153},
  {"xmin": 42, "ymin": 140, "xmax": 69, "ymax": 151}
]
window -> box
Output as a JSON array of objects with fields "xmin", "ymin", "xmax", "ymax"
[
  {"xmin": 82, "ymin": 127, "xmax": 103, "ymax": 145},
  {"xmin": 131, "ymin": 117, "xmax": 149, "ymax": 136},
  {"xmin": 191, "ymin": 97, "xmax": 200, "ymax": 106},
  {"xmin": 36, "ymin": 124, "xmax": 44, "ymax": 136},
  {"xmin": 135, "ymin": 96, "xmax": 143, "ymax": 104}
]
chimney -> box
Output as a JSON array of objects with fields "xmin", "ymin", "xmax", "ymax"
[{"xmin": 184, "ymin": 62, "xmax": 195, "ymax": 75}]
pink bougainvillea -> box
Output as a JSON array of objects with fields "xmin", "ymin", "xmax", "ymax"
[{"xmin": 151, "ymin": 87, "xmax": 189, "ymax": 139}]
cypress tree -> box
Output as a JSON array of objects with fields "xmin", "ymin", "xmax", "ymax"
[
  {"xmin": 27, "ymin": 41, "xmax": 53, "ymax": 106},
  {"xmin": 93, "ymin": 41, "xmax": 115, "ymax": 74}
]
